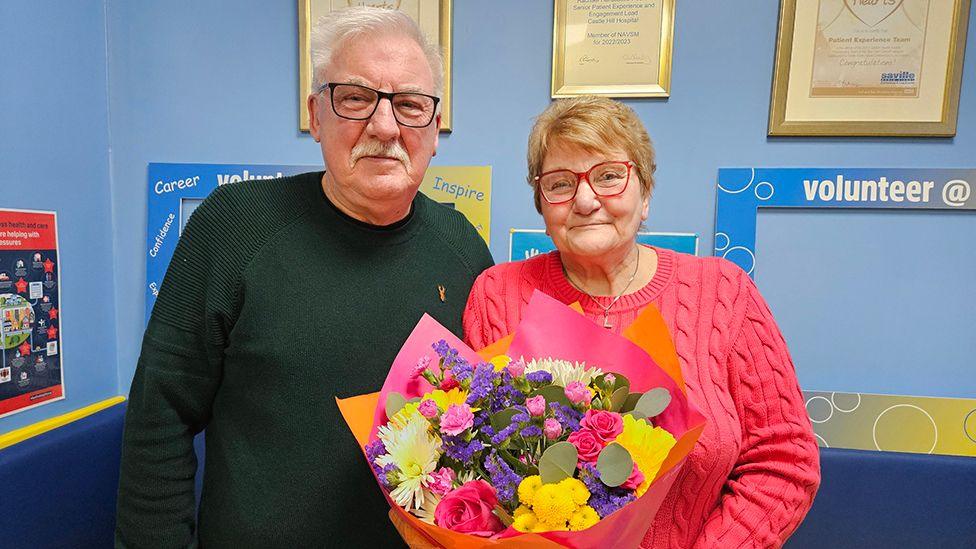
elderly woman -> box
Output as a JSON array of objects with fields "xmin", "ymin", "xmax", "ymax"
[{"xmin": 462, "ymin": 96, "xmax": 820, "ymax": 547}]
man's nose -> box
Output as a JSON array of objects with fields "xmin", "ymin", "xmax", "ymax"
[{"xmin": 366, "ymin": 97, "xmax": 401, "ymax": 141}]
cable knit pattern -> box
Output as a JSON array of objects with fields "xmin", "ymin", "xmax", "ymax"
[{"xmin": 462, "ymin": 247, "xmax": 820, "ymax": 548}]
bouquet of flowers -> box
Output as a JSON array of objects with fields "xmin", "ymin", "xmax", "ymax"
[{"xmin": 338, "ymin": 291, "xmax": 706, "ymax": 548}]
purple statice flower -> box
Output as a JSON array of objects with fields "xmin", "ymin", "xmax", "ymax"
[
  {"xmin": 442, "ymin": 435, "xmax": 484, "ymax": 464},
  {"xmin": 525, "ymin": 370, "xmax": 553, "ymax": 385},
  {"xmin": 450, "ymin": 356, "xmax": 474, "ymax": 382},
  {"xmin": 432, "ymin": 339, "xmax": 451, "ymax": 357},
  {"xmin": 491, "ymin": 423, "xmax": 520, "ymax": 446},
  {"xmin": 378, "ymin": 463, "xmax": 400, "ymax": 489},
  {"xmin": 490, "ymin": 371, "xmax": 525, "ymax": 412},
  {"xmin": 432, "ymin": 340, "xmax": 474, "ymax": 381},
  {"xmin": 484, "ymin": 450, "xmax": 523, "ymax": 509},
  {"xmin": 579, "ymin": 463, "xmax": 636, "ymax": 518},
  {"xmin": 466, "ymin": 362, "xmax": 495, "ymax": 404},
  {"xmin": 520, "ymin": 424, "xmax": 543, "ymax": 438},
  {"xmin": 549, "ymin": 402, "xmax": 583, "ymax": 432},
  {"xmin": 364, "ymin": 439, "xmax": 387, "ymax": 475}
]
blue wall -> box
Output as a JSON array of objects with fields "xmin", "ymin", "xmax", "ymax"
[
  {"xmin": 0, "ymin": 1, "xmax": 118, "ymax": 433},
  {"xmin": 1, "ymin": 0, "xmax": 973, "ymax": 435},
  {"xmin": 106, "ymin": 1, "xmax": 976, "ymax": 396}
]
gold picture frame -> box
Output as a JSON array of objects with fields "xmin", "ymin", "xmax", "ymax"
[
  {"xmin": 298, "ymin": 0, "xmax": 453, "ymax": 132},
  {"xmin": 551, "ymin": 0, "xmax": 675, "ymax": 98},
  {"xmin": 768, "ymin": 0, "xmax": 970, "ymax": 136}
]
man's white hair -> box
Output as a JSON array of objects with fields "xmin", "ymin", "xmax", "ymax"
[{"xmin": 310, "ymin": 7, "xmax": 443, "ymax": 97}]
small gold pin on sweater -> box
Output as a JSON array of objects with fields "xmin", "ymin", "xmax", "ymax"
[{"xmin": 437, "ymin": 284, "xmax": 446, "ymax": 302}]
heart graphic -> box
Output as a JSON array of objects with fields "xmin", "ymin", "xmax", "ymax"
[{"xmin": 844, "ymin": 0, "xmax": 904, "ymax": 27}]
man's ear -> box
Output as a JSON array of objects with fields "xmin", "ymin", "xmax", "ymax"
[
  {"xmin": 432, "ymin": 113, "xmax": 441, "ymax": 156},
  {"xmin": 308, "ymin": 94, "xmax": 321, "ymax": 142}
]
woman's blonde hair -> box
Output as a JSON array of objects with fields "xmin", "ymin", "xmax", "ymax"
[{"xmin": 526, "ymin": 96, "xmax": 656, "ymax": 212}]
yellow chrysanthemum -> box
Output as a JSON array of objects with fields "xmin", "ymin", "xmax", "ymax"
[
  {"xmin": 558, "ymin": 477, "xmax": 589, "ymax": 506},
  {"xmin": 512, "ymin": 509, "xmax": 538, "ymax": 532},
  {"xmin": 532, "ymin": 483, "xmax": 578, "ymax": 527},
  {"xmin": 518, "ymin": 475, "xmax": 543, "ymax": 507},
  {"xmin": 422, "ymin": 388, "xmax": 468, "ymax": 411},
  {"xmin": 568, "ymin": 505, "xmax": 600, "ymax": 531},
  {"xmin": 613, "ymin": 415, "xmax": 677, "ymax": 496},
  {"xmin": 488, "ymin": 355, "xmax": 511, "ymax": 372}
]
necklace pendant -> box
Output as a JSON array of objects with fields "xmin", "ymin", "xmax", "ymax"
[{"xmin": 603, "ymin": 315, "xmax": 612, "ymax": 329}]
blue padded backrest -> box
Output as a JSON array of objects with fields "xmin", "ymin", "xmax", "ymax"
[
  {"xmin": 787, "ymin": 447, "xmax": 976, "ymax": 548},
  {"xmin": 0, "ymin": 403, "xmax": 126, "ymax": 549}
]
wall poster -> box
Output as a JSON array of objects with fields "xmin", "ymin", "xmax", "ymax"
[{"xmin": 0, "ymin": 209, "xmax": 64, "ymax": 418}]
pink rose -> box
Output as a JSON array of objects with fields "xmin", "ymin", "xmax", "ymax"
[
  {"xmin": 621, "ymin": 462, "xmax": 645, "ymax": 491},
  {"xmin": 525, "ymin": 395, "xmax": 546, "ymax": 417},
  {"xmin": 543, "ymin": 418, "xmax": 562, "ymax": 440},
  {"xmin": 434, "ymin": 480, "xmax": 504, "ymax": 536},
  {"xmin": 564, "ymin": 381, "xmax": 591, "ymax": 405},
  {"xmin": 505, "ymin": 359, "xmax": 526, "ymax": 378},
  {"xmin": 440, "ymin": 403, "xmax": 474, "ymax": 436},
  {"xmin": 567, "ymin": 429, "xmax": 604, "ymax": 463},
  {"xmin": 579, "ymin": 410, "xmax": 624, "ymax": 443},
  {"xmin": 411, "ymin": 355, "xmax": 431, "ymax": 378},
  {"xmin": 427, "ymin": 467, "xmax": 456, "ymax": 496},
  {"xmin": 418, "ymin": 399, "xmax": 439, "ymax": 419}
]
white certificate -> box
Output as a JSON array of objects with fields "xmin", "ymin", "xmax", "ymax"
[{"xmin": 811, "ymin": 0, "xmax": 930, "ymax": 97}]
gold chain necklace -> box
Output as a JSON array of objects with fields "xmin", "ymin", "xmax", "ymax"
[{"xmin": 563, "ymin": 247, "xmax": 640, "ymax": 329}]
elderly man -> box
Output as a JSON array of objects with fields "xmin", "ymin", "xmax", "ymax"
[{"xmin": 116, "ymin": 7, "xmax": 492, "ymax": 547}]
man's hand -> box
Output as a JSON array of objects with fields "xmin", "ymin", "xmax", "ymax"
[{"xmin": 388, "ymin": 509, "xmax": 442, "ymax": 549}]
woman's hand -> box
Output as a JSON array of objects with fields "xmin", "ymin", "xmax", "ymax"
[{"xmin": 389, "ymin": 509, "xmax": 442, "ymax": 549}]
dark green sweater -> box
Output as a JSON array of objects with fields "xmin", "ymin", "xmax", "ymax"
[{"xmin": 116, "ymin": 172, "xmax": 493, "ymax": 548}]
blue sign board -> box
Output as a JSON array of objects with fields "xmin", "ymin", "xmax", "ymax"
[
  {"xmin": 715, "ymin": 168, "xmax": 974, "ymax": 276},
  {"xmin": 146, "ymin": 163, "xmax": 313, "ymax": 322}
]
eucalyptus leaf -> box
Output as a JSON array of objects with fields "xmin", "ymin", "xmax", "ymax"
[
  {"xmin": 621, "ymin": 392, "xmax": 642, "ymax": 413},
  {"xmin": 539, "ymin": 441, "xmax": 578, "ymax": 484},
  {"xmin": 491, "ymin": 407, "xmax": 521, "ymax": 433},
  {"xmin": 610, "ymin": 386, "xmax": 629, "ymax": 412},
  {"xmin": 384, "ymin": 391, "xmax": 407, "ymax": 420},
  {"xmin": 531, "ymin": 385, "xmax": 573, "ymax": 407},
  {"xmin": 634, "ymin": 387, "xmax": 671, "ymax": 418},
  {"xmin": 610, "ymin": 373, "xmax": 630, "ymax": 394},
  {"xmin": 626, "ymin": 410, "xmax": 647, "ymax": 421},
  {"xmin": 407, "ymin": 397, "xmax": 421, "ymax": 404},
  {"xmin": 596, "ymin": 443, "xmax": 634, "ymax": 487}
]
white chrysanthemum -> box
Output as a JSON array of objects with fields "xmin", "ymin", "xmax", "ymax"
[
  {"xmin": 377, "ymin": 415, "xmax": 441, "ymax": 511},
  {"xmin": 523, "ymin": 357, "xmax": 603, "ymax": 387},
  {"xmin": 414, "ymin": 489, "xmax": 441, "ymax": 525}
]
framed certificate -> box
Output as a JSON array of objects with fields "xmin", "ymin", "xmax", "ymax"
[
  {"xmin": 769, "ymin": 0, "xmax": 970, "ymax": 136},
  {"xmin": 551, "ymin": 0, "xmax": 676, "ymax": 98},
  {"xmin": 298, "ymin": 0, "xmax": 453, "ymax": 132}
]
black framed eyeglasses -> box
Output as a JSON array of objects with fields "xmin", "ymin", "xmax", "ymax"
[
  {"xmin": 317, "ymin": 82, "xmax": 440, "ymax": 128},
  {"xmin": 534, "ymin": 161, "xmax": 634, "ymax": 204}
]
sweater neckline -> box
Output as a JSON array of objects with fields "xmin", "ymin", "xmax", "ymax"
[
  {"xmin": 310, "ymin": 171, "xmax": 427, "ymax": 244},
  {"xmin": 544, "ymin": 245, "xmax": 675, "ymax": 313}
]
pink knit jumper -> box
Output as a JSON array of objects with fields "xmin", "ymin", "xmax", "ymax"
[{"xmin": 462, "ymin": 247, "xmax": 820, "ymax": 548}]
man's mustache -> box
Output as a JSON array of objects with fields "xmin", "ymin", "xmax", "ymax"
[{"xmin": 350, "ymin": 140, "xmax": 411, "ymax": 171}]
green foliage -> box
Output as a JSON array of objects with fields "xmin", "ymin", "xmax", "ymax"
[
  {"xmin": 596, "ymin": 443, "xmax": 634, "ymax": 487},
  {"xmin": 634, "ymin": 387, "xmax": 671, "ymax": 418},
  {"xmin": 539, "ymin": 441, "xmax": 578, "ymax": 484},
  {"xmin": 384, "ymin": 391, "xmax": 407, "ymax": 420}
]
